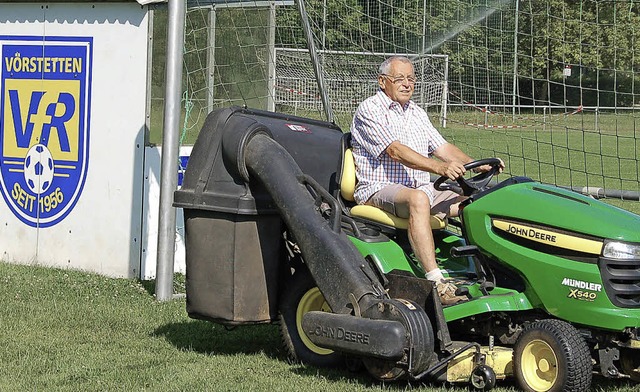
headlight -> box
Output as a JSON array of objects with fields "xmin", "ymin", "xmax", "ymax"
[{"xmin": 603, "ymin": 241, "xmax": 640, "ymax": 259}]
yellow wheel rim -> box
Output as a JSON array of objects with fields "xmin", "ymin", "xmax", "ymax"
[
  {"xmin": 520, "ymin": 339, "xmax": 559, "ymax": 391},
  {"xmin": 296, "ymin": 287, "xmax": 334, "ymax": 355}
]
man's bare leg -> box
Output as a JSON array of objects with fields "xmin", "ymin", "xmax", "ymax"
[
  {"xmin": 393, "ymin": 187, "xmax": 438, "ymax": 273},
  {"xmin": 394, "ymin": 187, "xmax": 468, "ymax": 305}
]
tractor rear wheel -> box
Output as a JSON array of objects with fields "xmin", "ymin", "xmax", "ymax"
[
  {"xmin": 513, "ymin": 319, "xmax": 591, "ymax": 392},
  {"xmin": 277, "ymin": 262, "xmax": 343, "ymax": 367}
]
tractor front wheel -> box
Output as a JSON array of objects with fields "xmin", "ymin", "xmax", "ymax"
[
  {"xmin": 513, "ymin": 319, "xmax": 592, "ymax": 392},
  {"xmin": 277, "ymin": 263, "xmax": 343, "ymax": 367}
]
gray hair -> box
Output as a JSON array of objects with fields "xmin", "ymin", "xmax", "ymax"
[{"xmin": 379, "ymin": 56, "xmax": 413, "ymax": 75}]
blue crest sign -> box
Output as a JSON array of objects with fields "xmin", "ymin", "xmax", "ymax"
[{"xmin": 0, "ymin": 36, "xmax": 92, "ymax": 228}]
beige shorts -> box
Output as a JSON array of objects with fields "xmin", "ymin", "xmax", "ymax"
[{"xmin": 367, "ymin": 184, "xmax": 461, "ymax": 219}]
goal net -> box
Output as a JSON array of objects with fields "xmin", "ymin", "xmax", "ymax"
[{"xmin": 273, "ymin": 48, "xmax": 448, "ymax": 123}]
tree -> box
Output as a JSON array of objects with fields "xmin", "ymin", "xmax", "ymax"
[
  {"xmin": 276, "ymin": 0, "xmax": 371, "ymax": 52},
  {"xmin": 517, "ymin": 0, "xmax": 640, "ymax": 106}
]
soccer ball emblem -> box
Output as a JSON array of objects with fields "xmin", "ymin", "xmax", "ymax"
[{"xmin": 23, "ymin": 144, "xmax": 55, "ymax": 195}]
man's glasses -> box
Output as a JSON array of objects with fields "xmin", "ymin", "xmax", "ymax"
[{"xmin": 381, "ymin": 74, "xmax": 417, "ymax": 85}]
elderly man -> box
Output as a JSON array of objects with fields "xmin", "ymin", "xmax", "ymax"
[{"xmin": 350, "ymin": 55, "xmax": 503, "ymax": 305}]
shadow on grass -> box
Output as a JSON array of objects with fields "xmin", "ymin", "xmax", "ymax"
[
  {"xmin": 153, "ymin": 319, "xmax": 283, "ymax": 359},
  {"xmin": 153, "ymin": 319, "xmax": 436, "ymax": 388},
  {"xmin": 139, "ymin": 279, "xmax": 155, "ymax": 296},
  {"xmin": 153, "ymin": 319, "xmax": 378, "ymax": 385}
]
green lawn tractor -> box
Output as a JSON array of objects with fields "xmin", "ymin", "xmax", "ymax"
[{"xmin": 174, "ymin": 107, "xmax": 640, "ymax": 392}]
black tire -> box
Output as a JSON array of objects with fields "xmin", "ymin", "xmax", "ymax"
[
  {"xmin": 513, "ymin": 319, "xmax": 592, "ymax": 392},
  {"xmin": 471, "ymin": 365, "xmax": 497, "ymax": 390},
  {"xmin": 277, "ymin": 263, "xmax": 343, "ymax": 367}
]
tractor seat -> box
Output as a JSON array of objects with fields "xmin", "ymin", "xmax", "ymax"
[{"xmin": 340, "ymin": 148, "xmax": 446, "ymax": 230}]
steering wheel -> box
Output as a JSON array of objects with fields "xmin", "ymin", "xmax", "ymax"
[{"xmin": 433, "ymin": 158, "xmax": 502, "ymax": 196}]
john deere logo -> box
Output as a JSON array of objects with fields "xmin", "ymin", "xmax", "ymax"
[
  {"xmin": 492, "ymin": 218, "xmax": 603, "ymax": 255},
  {"xmin": 0, "ymin": 36, "xmax": 92, "ymax": 227}
]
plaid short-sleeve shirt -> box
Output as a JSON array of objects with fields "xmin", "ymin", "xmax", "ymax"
[{"xmin": 350, "ymin": 90, "xmax": 447, "ymax": 204}]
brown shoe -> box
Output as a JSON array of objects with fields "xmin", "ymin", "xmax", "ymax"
[{"xmin": 436, "ymin": 279, "xmax": 468, "ymax": 306}]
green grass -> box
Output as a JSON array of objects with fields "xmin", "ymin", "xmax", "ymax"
[{"xmin": 1, "ymin": 262, "xmax": 638, "ymax": 391}]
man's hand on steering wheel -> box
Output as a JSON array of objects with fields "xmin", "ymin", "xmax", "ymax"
[
  {"xmin": 434, "ymin": 158, "xmax": 504, "ymax": 196},
  {"xmin": 440, "ymin": 161, "xmax": 467, "ymax": 181},
  {"xmin": 472, "ymin": 158, "xmax": 505, "ymax": 174}
]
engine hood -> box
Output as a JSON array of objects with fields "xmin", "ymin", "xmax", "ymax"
[{"xmin": 464, "ymin": 181, "xmax": 640, "ymax": 246}]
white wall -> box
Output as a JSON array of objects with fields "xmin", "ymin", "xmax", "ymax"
[
  {"xmin": 141, "ymin": 145, "xmax": 189, "ymax": 280},
  {"xmin": 0, "ymin": 3, "xmax": 148, "ymax": 278}
]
